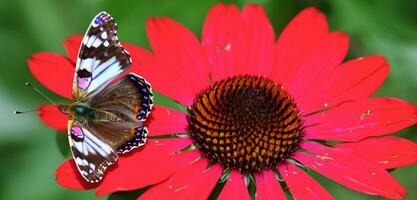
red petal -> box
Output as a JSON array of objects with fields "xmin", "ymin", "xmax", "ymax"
[
  {"xmin": 300, "ymin": 56, "xmax": 389, "ymax": 114},
  {"xmin": 304, "ymin": 98, "xmax": 417, "ymax": 142},
  {"xmin": 122, "ymin": 42, "xmax": 146, "ymax": 75},
  {"xmin": 286, "ymin": 31, "xmax": 349, "ymax": 112},
  {"xmin": 63, "ymin": 35, "xmax": 82, "ymax": 63},
  {"xmin": 146, "ymin": 105, "xmax": 188, "ymax": 136},
  {"xmin": 202, "ymin": 4, "xmax": 274, "ymax": 78},
  {"xmin": 139, "ymin": 157, "xmax": 221, "ymax": 200},
  {"xmin": 255, "ymin": 169, "xmax": 286, "ymax": 200},
  {"xmin": 182, "ymin": 164, "xmax": 222, "ymax": 199},
  {"xmin": 130, "ymin": 41, "xmax": 195, "ymax": 106},
  {"xmin": 96, "ymin": 138, "xmax": 192, "ymax": 196},
  {"xmin": 28, "ymin": 52, "xmax": 74, "ymax": 99},
  {"xmin": 218, "ymin": 170, "xmax": 250, "ymax": 200},
  {"xmin": 239, "ymin": 4, "xmax": 275, "ymax": 76},
  {"xmin": 335, "ymin": 136, "xmax": 417, "ymax": 169},
  {"xmin": 146, "ymin": 17, "xmax": 210, "ymax": 102},
  {"xmin": 297, "ymin": 142, "xmax": 407, "ymax": 199},
  {"xmin": 202, "ymin": 3, "xmax": 245, "ymax": 81},
  {"xmin": 55, "ymin": 159, "xmax": 99, "ymax": 190},
  {"xmin": 278, "ymin": 161, "xmax": 333, "ymax": 200},
  {"xmin": 271, "ymin": 7, "xmax": 328, "ymax": 87},
  {"xmin": 38, "ymin": 104, "xmax": 68, "ymax": 131}
]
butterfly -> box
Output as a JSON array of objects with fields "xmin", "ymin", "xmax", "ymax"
[{"xmin": 57, "ymin": 12, "xmax": 153, "ymax": 183}]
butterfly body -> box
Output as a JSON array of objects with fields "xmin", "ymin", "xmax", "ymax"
[
  {"xmin": 57, "ymin": 12, "xmax": 153, "ymax": 183},
  {"xmin": 59, "ymin": 104, "xmax": 122, "ymax": 123}
]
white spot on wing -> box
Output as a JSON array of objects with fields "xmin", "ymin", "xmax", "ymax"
[
  {"xmin": 80, "ymin": 58, "xmax": 94, "ymax": 71},
  {"xmin": 81, "ymin": 159, "xmax": 89, "ymax": 166},
  {"xmin": 86, "ymin": 35, "xmax": 97, "ymax": 47},
  {"xmin": 81, "ymin": 170, "xmax": 89, "ymax": 176},
  {"xmin": 75, "ymin": 157, "xmax": 83, "ymax": 165},
  {"xmin": 90, "ymin": 163, "xmax": 96, "ymax": 171},
  {"xmin": 101, "ymin": 32, "xmax": 108, "ymax": 39},
  {"xmin": 92, "ymin": 39, "xmax": 103, "ymax": 48}
]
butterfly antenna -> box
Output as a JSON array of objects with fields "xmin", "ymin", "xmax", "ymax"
[
  {"xmin": 25, "ymin": 82, "xmax": 56, "ymax": 105},
  {"xmin": 13, "ymin": 110, "xmax": 36, "ymax": 115}
]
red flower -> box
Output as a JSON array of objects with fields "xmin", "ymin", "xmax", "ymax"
[{"xmin": 29, "ymin": 3, "xmax": 417, "ymax": 199}]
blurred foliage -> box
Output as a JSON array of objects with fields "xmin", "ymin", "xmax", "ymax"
[{"xmin": 0, "ymin": 0, "xmax": 416, "ymax": 200}]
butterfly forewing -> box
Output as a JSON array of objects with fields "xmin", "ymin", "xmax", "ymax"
[
  {"xmin": 72, "ymin": 11, "xmax": 131, "ymax": 101},
  {"xmin": 68, "ymin": 119, "xmax": 118, "ymax": 183}
]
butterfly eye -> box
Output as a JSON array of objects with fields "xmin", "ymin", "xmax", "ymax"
[
  {"xmin": 73, "ymin": 106, "xmax": 94, "ymax": 118},
  {"xmin": 74, "ymin": 106, "xmax": 84, "ymax": 114}
]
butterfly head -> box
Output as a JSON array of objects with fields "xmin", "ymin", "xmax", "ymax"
[{"xmin": 58, "ymin": 104, "xmax": 71, "ymax": 115}]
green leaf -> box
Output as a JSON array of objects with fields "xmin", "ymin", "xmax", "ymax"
[
  {"xmin": 246, "ymin": 174, "xmax": 256, "ymax": 200},
  {"xmin": 153, "ymin": 92, "xmax": 187, "ymax": 113},
  {"xmin": 207, "ymin": 168, "xmax": 231, "ymax": 200}
]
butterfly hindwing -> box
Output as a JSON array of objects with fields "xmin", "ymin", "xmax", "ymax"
[
  {"xmin": 72, "ymin": 12, "xmax": 131, "ymax": 101},
  {"xmin": 90, "ymin": 73, "xmax": 153, "ymax": 154},
  {"xmin": 67, "ymin": 73, "xmax": 153, "ymax": 182},
  {"xmin": 68, "ymin": 119, "xmax": 117, "ymax": 183},
  {"xmin": 89, "ymin": 121, "xmax": 148, "ymax": 154}
]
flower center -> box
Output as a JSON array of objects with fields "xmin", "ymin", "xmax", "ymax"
[{"xmin": 187, "ymin": 75, "xmax": 303, "ymax": 173}]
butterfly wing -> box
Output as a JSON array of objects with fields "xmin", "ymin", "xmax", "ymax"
[
  {"xmin": 68, "ymin": 119, "xmax": 117, "ymax": 183},
  {"xmin": 68, "ymin": 12, "xmax": 153, "ymax": 183},
  {"xmin": 72, "ymin": 12, "xmax": 131, "ymax": 101},
  {"xmin": 90, "ymin": 73, "xmax": 153, "ymax": 154}
]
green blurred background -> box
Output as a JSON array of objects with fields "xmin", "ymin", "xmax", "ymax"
[{"xmin": 1, "ymin": 0, "xmax": 416, "ymax": 199}]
